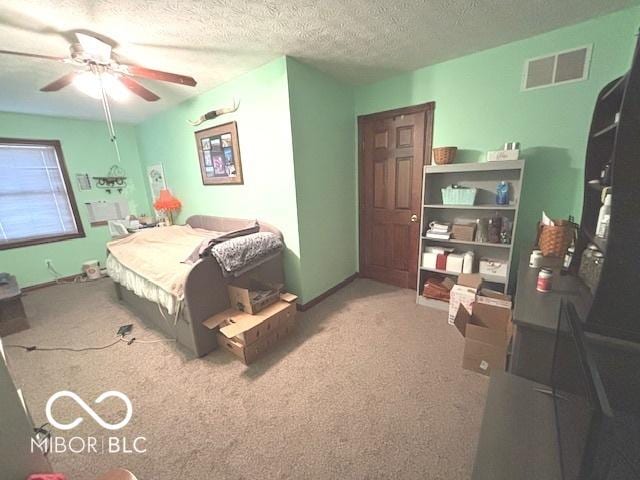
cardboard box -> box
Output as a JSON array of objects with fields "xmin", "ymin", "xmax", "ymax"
[
  {"xmin": 479, "ymin": 258, "xmax": 508, "ymax": 278},
  {"xmin": 422, "ymin": 251, "xmax": 438, "ymax": 269},
  {"xmin": 446, "ymin": 253, "xmax": 464, "ymax": 273},
  {"xmin": 477, "ymin": 288, "xmax": 512, "ymax": 310},
  {"xmin": 448, "ymin": 274, "xmax": 482, "ymax": 325},
  {"xmin": 487, "ymin": 149, "xmax": 519, "ymax": 162},
  {"xmin": 451, "ymin": 223, "xmax": 476, "ymax": 241},
  {"xmin": 216, "ymin": 310, "xmax": 297, "ymax": 365},
  {"xmin": 205, "ymin": 296, "xmax": 295, "ymax": 345},
  {"xmin": 203, "ymin": 293, "xmax": 298, "ymax": 364},
  {"xmin": 227, "ymin": 278, "xmax": 283, "ymax": 314},
  {"xmin": 454, "ymin": 301, "xmax": 513, "ymax": 376},
  {"xmin": 436, "ymin": 252, "xmax": 449, "ymax": 270}
]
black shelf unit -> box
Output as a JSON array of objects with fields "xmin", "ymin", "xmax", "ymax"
[{"xmin": 572, "ymin": 32, "xmax": 640, "ymax": 343}]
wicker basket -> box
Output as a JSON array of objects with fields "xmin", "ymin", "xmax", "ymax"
[
  {"xmin": 432, "ymin": 147, "xmax": 457, "ymax": 165},
  {"xmin": 538, "ymin": 221, "xmax": 575, "ymax": 257}
]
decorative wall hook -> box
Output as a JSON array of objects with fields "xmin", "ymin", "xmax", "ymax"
[{"xmin": 188, "ymin": 98, "xmax": 240, "ymax": 126}]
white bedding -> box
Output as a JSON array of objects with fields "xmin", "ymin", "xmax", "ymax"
[
  {"xmin": 106, "ymin": 254, "xmax": 181, "ymax": 314},
  {"xmin": 106, "ymin": 225, "xmax": 223, "ymax": 315}
]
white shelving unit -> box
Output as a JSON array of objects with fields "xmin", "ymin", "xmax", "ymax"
[{"xmin": 416, "ymin": 160, "xmax": 525, "ymax": 311}]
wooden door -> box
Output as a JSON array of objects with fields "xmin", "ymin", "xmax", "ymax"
[{"xmin": 358, "ymin": 103, "xmax": 434, "ymax": 288}]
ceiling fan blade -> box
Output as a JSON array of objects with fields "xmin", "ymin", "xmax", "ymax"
[
  {"xmin": 75, "ymin": 32, "xmax": 112, "ymax": 63},
  {"xmin": 122, "ymin": 65, "xmax": 197, "ymax": 87},
  {"xmin": 119, "ymin": 76, "xmax": 160, "ymax": 102},
  {"xmin": 40, "ymin": 72, "xmax": 77, "ymax": 92},
  {"xmin": 0, "ymin": 49, "xmax": 66, "ymax": 62}
]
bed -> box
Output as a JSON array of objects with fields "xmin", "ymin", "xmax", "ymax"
[{"xmin": 107, "ymin": 215, "xmax": 284, "ymax": 357}]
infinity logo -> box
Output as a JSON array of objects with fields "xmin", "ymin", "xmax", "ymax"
[{"xmin": 45, "ymin": 390, "xmax": 133, "ymax": 431}]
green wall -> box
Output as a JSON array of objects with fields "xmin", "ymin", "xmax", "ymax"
[
  {"xmin": 354, "ymin": 7, "xmax": 640, "ymax": 265},
  {"xmin": 286, "ymin": 58, "xmax": 357, "ymax": 301},
  {"xmin": 135, "ymin": 57, "xmax": 306, "ymax": 298},
  {"xmin": 3, "ymin": 7, "xmax": 638, "ymax": 299},
  {"xmin": 0, "ymin": 111, "xmax": 150, "ymax": 287}
]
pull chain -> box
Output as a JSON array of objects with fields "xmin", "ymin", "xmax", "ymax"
[{"xmin": 96, "ymin": 65, "xmax": 122, "ymax": 164}]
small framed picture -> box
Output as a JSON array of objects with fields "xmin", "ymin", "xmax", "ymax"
[
  {"xmin": 203, "ymin": 150, "xmax": 212, "ymax": 166},
  {"xmin": 194, "ymin": 121, "xmax": 243, "ymax": 185},
  {"xmin": 76, "ymin": 173, "xmax": 92, "ymax": 190}
]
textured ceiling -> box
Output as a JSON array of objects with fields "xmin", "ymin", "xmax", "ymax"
[{"xmin": 0, "ymin": 0, "xmax": 636, "ymax": 123}]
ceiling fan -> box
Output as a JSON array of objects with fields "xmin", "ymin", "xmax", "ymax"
[{"xmin": 0, "ymin": 32, "xmax": 197, "ymax": 102}]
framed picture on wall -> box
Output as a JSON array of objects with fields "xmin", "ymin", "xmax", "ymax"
[{"xmin": 194, "ymin": 121, "xmax": 243, "ymax": 185}]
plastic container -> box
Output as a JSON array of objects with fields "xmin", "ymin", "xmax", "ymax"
[
  {"xmin": 529, "ymin": 250, "xmax": 543, "ymax": 268},
  {"xmin": 462, "ymin": 251, "xmax": 475, "ymax": 274},
  {"xmin": 578, "ymin": 244, "xmax": 600, "ymax": 291},
  {"xmin": 536, "ymin": 268, "xmax": 553, "ymax": 292},
  {"xmin": 475, "ymin": 218, "xmax": 488, "ymax": 243},
  {"xmin": 496, "ymin": 181, "xmax": 509, "ymax": 205},
  {"xmin": 596, "ymin": 193, "xmax": 611, "ymax": 238},
  {"xmin": 488, "ymin": 214, "xmax": 502, "ymax": 243},
  {"xmin": 441, "ymin": 186, "xmax": 477, "ymax": 205}
]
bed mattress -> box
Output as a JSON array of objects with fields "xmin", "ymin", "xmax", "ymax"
[
  {"xmin": 106, "ymin": 225, "xmax": 222, "ymax": 315},
  {"xmin": 106, "ymin": 254, "xmax": 180, "ymax": 314}
]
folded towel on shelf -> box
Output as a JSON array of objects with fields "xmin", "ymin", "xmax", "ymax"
[{"xmin": 425, "ymin": 230, "xmax": 451, "ymax": 240}]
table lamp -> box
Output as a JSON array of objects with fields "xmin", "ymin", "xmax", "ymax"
[{"xmin": 153, "ymin": 189, "xmax": 181, "ymax": 225}]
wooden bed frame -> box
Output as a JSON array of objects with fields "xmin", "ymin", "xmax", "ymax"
[{"xmin": 113, "ymin": 215, "xmax": 285, "ymax": 357}]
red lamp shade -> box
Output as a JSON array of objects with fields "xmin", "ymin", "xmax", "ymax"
[{"xmin": 153, "ymin": 189, "xmax": 181, "ymax": 211}]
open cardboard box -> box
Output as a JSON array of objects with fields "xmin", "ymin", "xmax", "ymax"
[
  {"xmin": 453, "ymin": 300, "xmax": 512, "ymax": 376},
  {"xmin": 448, "ymin": 273, "xmax": 482, "ymax": 325},
  {"xmin": 203, "ymin": 292, "xmax": 298, "ymax": 364},
  {"xmin": 227, "ymin": 277, "xmax": 284, "ymax": 314}
]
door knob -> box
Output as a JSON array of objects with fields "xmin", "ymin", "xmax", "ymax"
[{"xmin": 410, "ymin": 214, "xmax": 418, "ymax": 223}]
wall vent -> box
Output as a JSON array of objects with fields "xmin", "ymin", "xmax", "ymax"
[{"xmin": 522, "ymin": 45, "xmax": 592, "ymax": 91}]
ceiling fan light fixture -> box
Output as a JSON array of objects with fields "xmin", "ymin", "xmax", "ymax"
[
  {"xmin": 72, "ymin": 71, "xmax": 101, "ymax": 99},
  {"xmin": 104, "ymin": 75, "xmax": 131, "ymax": 103},
  {"xmin": 72, "ymin": 71, "xmax": 130, "ymax": 102}
]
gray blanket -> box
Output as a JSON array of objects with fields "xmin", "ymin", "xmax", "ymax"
[{"xmin": 209, "ymin": 232, "xmax": 283, "ymax": 276}]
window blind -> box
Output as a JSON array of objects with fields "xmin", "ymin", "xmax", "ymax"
[{"xmin": 0, "ymin": 142, "xmax": 80, "ymax": 245}]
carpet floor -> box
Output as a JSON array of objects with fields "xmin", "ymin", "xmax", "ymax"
[{"xmin": 5, "ymin": 278, "xmax": 487, "ymax": 480}]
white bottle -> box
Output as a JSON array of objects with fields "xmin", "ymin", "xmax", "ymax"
[
  {"xmin": 463, "ymin": 251, "xmax": 475, "ymax": 273},
  {"xmin": 596, "ymin": 193, "xmax": 611, "ymax": 239}
]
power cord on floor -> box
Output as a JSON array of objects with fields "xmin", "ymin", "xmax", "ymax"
[
  {"xmin": 4, "ymin": 325, "xmax": 176, "ymax": 353},
  {"xmin": 6, "ymin": 338, "xmax": 122, "ymax": 352},
  {"xmin": 46, "ymin": 262, "xmax": 107, "ymax": 285}
]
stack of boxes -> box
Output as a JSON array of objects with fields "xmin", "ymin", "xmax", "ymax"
[
  {"xmin": 448, "ymin": 273, "xmax": 513, "ymax": 376},
  {"xmin": 203, "ymin": 278, "xmax": 298, "ymax": 365}
]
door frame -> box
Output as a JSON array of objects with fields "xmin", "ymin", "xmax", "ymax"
[{"xmin": 357, "ymin": 102, "xmax": 435, "ymax": 285}]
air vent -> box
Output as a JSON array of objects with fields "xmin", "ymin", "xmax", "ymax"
[{"xmin": 522, "ymin": 45, "xmax": 591, "ymax": 91}]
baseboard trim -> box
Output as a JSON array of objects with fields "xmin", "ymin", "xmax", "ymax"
[
  {"xmin": 297, "ymin": 272, "xmax": 359, "ymax": 312},
  {"xmin": 22, "ymin": 274, "xmax": 79, "ymax": 292}
]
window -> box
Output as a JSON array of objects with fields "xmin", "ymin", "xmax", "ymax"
[
  {"xmin": 0, "ymin": 139, "xmax": 84, "ymax": 249},
  {"xmin": 522, "ymin": 45, "xmax": 592, "ymax": 91}
]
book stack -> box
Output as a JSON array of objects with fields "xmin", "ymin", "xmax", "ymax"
[{"xmin": 425, "ymin": 222, "xmax": 451, "ymax": 240}]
